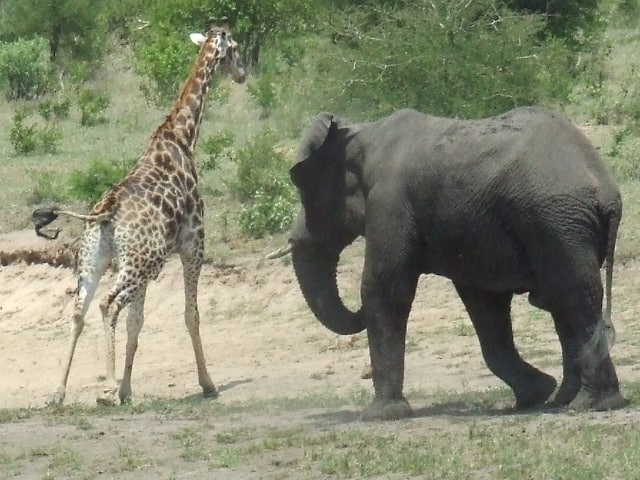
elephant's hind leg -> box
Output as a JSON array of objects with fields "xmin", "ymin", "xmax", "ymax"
[{"xmin": 454, "ymin": 284, "xmax": 557, "ymax": 409}]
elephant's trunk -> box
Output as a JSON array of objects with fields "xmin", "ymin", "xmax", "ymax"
[{"xmin": 291, "ymin": 242, "xmax": 365, "ymax": 335}]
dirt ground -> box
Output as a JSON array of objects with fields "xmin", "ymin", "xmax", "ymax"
[
  {"xmin": 0, "ymin": 228, "xmax": 505, "ymax": 409},
  {"xmin": 1, "ymin": 227, "xmax": 640, "ymax": 478}
]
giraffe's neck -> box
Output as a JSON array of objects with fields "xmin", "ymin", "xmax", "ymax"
[{"xmin": 153, "ymin": 51, "xmax": 222, "ymax": 155}]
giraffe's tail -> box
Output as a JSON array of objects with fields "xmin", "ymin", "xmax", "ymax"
[{"xmin": 32, "ymin": 207, "xmax": 113, "ymax": 240}]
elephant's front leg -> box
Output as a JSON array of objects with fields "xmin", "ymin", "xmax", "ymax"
[
  {"xmin": 362, "ymin": 295, "xmax": 413, "ymax": 420},
  {"xmin": 360, "ymin": 272, "xmax": 418, "ymax": 421}
]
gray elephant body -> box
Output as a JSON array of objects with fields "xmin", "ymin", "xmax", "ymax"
[{"xmin": 289, "ymin": 107, "xmax": 625, "ymax": 420}]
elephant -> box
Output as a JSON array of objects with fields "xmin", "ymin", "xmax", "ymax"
[{"xmin": 286, "ymin": 106, "xmax": 626, "ymax": 421}]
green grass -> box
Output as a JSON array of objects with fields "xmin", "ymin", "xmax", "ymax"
[{"xmin": 2, "ymin": 385, "xmax": 640, "ymax": 478}]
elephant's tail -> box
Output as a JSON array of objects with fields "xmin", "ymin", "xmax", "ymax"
[
  {"xmin": 32, "ymin": 207, "xmax": 113, "ymax": 240},
  {"xmin": 603, "ymin": 204, "xmax": 622, "ymax": 347}
]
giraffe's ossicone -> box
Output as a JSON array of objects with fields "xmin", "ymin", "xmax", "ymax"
[{"xmin": 35, "ymin": 16, "xmax": 246, "ymax": 407}]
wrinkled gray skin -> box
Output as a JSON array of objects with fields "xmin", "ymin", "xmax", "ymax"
[{"xmin": 289, "ymin": 107, "xmax": 626, "ymax": 421}]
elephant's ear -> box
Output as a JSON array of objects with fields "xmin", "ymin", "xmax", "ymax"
[{"xmin": 290, "ymin": 112, "xmax": 337, "ymax": 188}]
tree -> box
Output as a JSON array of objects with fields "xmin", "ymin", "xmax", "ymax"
[
  {"xmin": 0, "ymin": 0, "xmax": 106, "ymax": 61},
  {"xmin": 313, "ymin": 0, "xmax": 576, "ymax": 119},
  {"xmin": 139, "ymin": 0, "xmax": 316, "ymax": 69},
  {"xmin": 502, "ymin": 0, "xmax": 601, "ymax": 41},
  {"xmin": 133, "ymin": 0, "xmax": 318, "ymax": 103}
]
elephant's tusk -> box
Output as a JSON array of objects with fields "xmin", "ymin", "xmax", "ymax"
[{"xmin": 265, "ymin": 243, "xmax": 292, "ymax": 260}]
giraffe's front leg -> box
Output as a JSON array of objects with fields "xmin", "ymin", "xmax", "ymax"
[
  {"xmin": 181, "ymin": 247, "xmax": 217, "ymax": 398},
  {"xmin": 97, "ymin": 293, "xmax": 121, "ymax": 406}
]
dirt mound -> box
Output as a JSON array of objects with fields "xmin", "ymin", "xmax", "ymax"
[{"xmin": 0, "ymin": 227, "xmax": 78, "ymax": 268}]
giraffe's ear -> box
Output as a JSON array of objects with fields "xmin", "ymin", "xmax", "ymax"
[{"xmin": 189, "ymin": 33, "xmax": 206, "ymax": 46}]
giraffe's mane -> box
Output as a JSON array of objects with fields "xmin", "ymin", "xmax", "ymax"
[{"xmin": 146, "ymin": 42, "xmax": 222, "ymax": 147}]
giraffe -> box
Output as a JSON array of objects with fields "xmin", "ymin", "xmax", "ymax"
[{"xmin": 32, "ymin": 17, "xmax": 246, "ymax": 406}]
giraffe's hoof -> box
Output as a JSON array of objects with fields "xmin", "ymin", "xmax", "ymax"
[
  {"xmin": 202, "ymin": 386, "xmax": 218, "ymax": 398},
  {"xmin": 96, "ymin": 391, "xmax": 117, "ymax": 407},
  {"xmin": 46, "ymin": 392, "xmax": 65, "ymax": 407}
]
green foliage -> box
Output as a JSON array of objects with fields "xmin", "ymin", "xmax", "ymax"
[
  {"xmin": 613, "ymin": 0, "xmax": 640, "ymax": 24},
  {"xmin": 78, "ymin": 88, "xmax": 110, "ymax": 126},
  {"xmin": 318, "ymin": 0, "xmax": 577, "ymax": 119},
  {"xmin": 9, "ymin": 108, "xmax": 62, "ymax": 154},
  {"xmin": 503, "ymin": 0, "xmax": 601, "ymax": 41},
  {"xmin": 38, "ymin": 97, "xmax": 71, "ymax": 123},
  {"xmin": 247, "ymin": 74, "xmax": 277, "ymax": 118},
  {"xmin": 228, "ymin": 130, "xmax": 296, "ymax": 238},
  {"xmin": 0, "ymin": 0, "xmax": 108, "ymax": 61},
  {"xmin": 200, "ymin": 130, "xmax": 235, "ymax": 171},
  {"xmin": 68, "ymin": 158, "xmax": 134, "ymax": 205},
  {"xmin": 9, "ymin": 109, "xmax": 37, "ymax": 154},
  {"xmin": 28, "ymin": 170, "xmax": 69, "ymax": 205},
  {"xmin": 131, "ymin": 0, "xmax": 316, "ymax": 103},
  {"xmin": 238, "ymin": 180, "xmax": 297, "ymax": 238},
  {"xmin": 0, "ymin": 37, "xmax": 52, "ymax": 99},
  {"xmin": 135, "ymin": 30, "xmax": 194, "ymax": 104},
  {"xmin": 608, "ymin": 125, "xmax": 640, "ymax": 181}
]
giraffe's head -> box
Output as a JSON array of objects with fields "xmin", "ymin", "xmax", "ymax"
[{"xmin": 190, "ymin": 17, "xmax": 246, "ymax": 84}]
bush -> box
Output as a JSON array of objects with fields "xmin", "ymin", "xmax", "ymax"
[
  {"xmin": 9, "ymin": 108, "xmax": 62, "ymax": 154},
  {"xmin": 38, "ymin": 97, "xmax": 71, "ymax": 123},
  {"xmin": 247, "ymin": 74, "xmax": 278, "ymax": 118},
  {"xmin": 10, "ymin": 109, "xmax": 38, "ymax": 154},
  {"xmin": 607, "ymin": 125, "xmax": 640, "ymax": 182},
  {"xmin": 28, "ymin": 170, "xmax": 69, "ymax": 204},
  {"xmin": 316, "ymin": 0, "xmax": 577, "ymax": 120},
  {"xmin": 0, "ymin": 37, "xmax": 52, "ymax": 99},
  {"xmin": 229, "ymin": 130, "xmax": 297, "ymax": 238},
  {"xmin": 200, "ymin": 131, "xmax": 235, "ymax": 172},
  {"xmin": 135, "ymin": 31, "xmax": 193, "ymax": 105},
  {"xmin": 78, "ymin": 88, "xmax": 110, "ymax": 126},
  {"xmin": 68, "ymin": 158, "xmax": 134, "ymax": 205},
  {"xmin": 238, "ymin": 179, "xmax": 297, "ymax": 238}
]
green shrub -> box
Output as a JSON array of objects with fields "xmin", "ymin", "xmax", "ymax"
[
  {"xmin": 68, "ymin": 158, "xmax": 134, "ymax": 205},
  {"xmin": 28, "ymin": 171, "xmax": 69, "ymax": 205},
  {"xmin": 10, "ymin": 109, "xmax": 38, "ymax": 154},
  {"xmin": 200, "ymin": 131, "xmax": 235, "ymax": 172},
  {"xmin": 38, "ymin": 97, "xmax": 71, "ymax": 123},
  {"xmin": 607, "ymin": 125, "xmax": 640, "ymax": 181},
  {"xmin": 316, "ymin": 0, "xmax": 577, "ymax": 119},
  {"xmin": 9, "ymin": 108, "xmax": 62, "ymax": 154},
  {"xmin": 78, "ymin": 88, "xmax": 110, "ymax": 126},
  {"xmin": 0, "ymin": 37, "xmax": 52, "ymax": 99},
  {"xmin": 135, "ymin": 31, "xmax": 192, "ymax": 105},
  {"xmin": 247, "ymin": 74, "xmax": 278, "ymax": 118},
  {"xmin": 229, "ymin": 130, "xmax": 297, "ymax": 238},
  {"xmin": 238, "ymin": 179, "xmax": 297, "ymax": 238}
]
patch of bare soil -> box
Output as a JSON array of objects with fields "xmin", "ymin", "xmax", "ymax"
[{"xmin": 1, "ymin": 228, "xmax": 640, "ymax": 478}]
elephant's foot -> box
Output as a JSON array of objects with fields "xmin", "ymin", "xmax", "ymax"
[
  {"xmin": 513, "ymin": 371, "xmax": 557, "ymax": 410},
  {"xmin": 550, "ymin": 377, "xmax": 581, "ymax": 406},
  {"xmin": 361, "ymin": 397, "xmax": 413, "ymax": 421},
  {"xmin": 568, "ymin": 387, "xmax": 628, "ymax": 411}
]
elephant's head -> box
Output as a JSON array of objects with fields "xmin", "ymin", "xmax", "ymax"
[{"xmin": 289, "ymin": 112, "xmax": 366, "ymax": 335}]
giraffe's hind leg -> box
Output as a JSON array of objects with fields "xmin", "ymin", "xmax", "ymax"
[
  {"xmin": 180, "ymin": 247, "xmax": 217, "ymax": 398},
  {"xmin": 118, "ymin": 288, "xmax": 147, "ymax": 404},
  {"xmin": 48, "ymin": 226, "xmax": 111, "ymax": 406},
  {"xmin": 97, "ymin": 289, "xmax": 123, "ymax": 406},
  {"xmin": 97, "ymin": 280, "xmax": 145, "ymax": 406}
]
